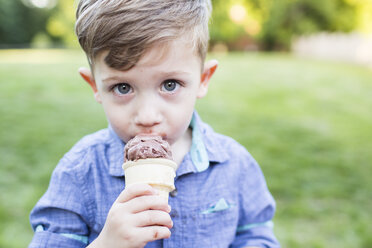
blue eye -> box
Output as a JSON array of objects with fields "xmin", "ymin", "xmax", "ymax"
[
  {"xmin": 162, "ymin": 80, "xmax": 179, "ymax": 92},
  {"xmin": 114, "ymin": 83, "xmax": 131, "ymax": 95}
]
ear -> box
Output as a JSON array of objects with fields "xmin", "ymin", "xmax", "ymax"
[
  {"xmin": 78, "ymin": 67, "xmax": 102, "ymax": 103},
  {"xmin": 198, "ymin": 59, "xmax": 218, "ymax": 98}
]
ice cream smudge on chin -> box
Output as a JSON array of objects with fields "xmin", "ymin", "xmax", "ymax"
[{"xmin": 124, "ymin": 134, "xmax": 173, "ymax": 162}]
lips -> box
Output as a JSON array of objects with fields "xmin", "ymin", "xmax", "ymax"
[{"xmin": 132, "ymin": 131, "xmax": 168, "ymax": 141}]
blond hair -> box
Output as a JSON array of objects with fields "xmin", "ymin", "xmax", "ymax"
[{"xmin": 75, "ymin": 0, "xmax": 212, "ymax": 70}]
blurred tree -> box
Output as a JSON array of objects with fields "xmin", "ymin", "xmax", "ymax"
[
  {"xmin": 210, "ymin": 0, "xmax": 246, "ymax": 44},
  {"xmin": 210, "ymin": 0, "xmax": 263, "ymax": 50},
  {"xmin": 46, "ymin": 0, "xmax": 78, "ymax": 47},
  {"xmin": 255, "ymin": 0, "xmax": 357, "ymax": 50},
  {"xmin": 0, "ymin": 0, "xmax": 52, "ymax": 47},
  {"xmin": 210, "ymin": 0, "xmax": 358, "ymax": 51},
  {"xmin": 349, "ymin": 0, "xmax": 372, "ymax": 33},
  {"xmin": 0, "ymin": 0, "xmax": 364, "ymax": 50}
]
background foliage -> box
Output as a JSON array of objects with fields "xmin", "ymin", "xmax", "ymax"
[
  {"xmin": 1, "ymin": 0, "xmax": 372, "ymax": 50},
  {"xmin": 254, "ymin": 0, "xmax": 357, "ymax": 50},
  {"xmin": 1, "ymin": 0, "xmax": 372, "ymax": 247},
  {"xmin": 0, "ymin": 0, "xmax": 52, "ymax": 47}
]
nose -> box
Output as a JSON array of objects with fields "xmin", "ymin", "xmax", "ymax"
[{"xmin": 134, "ymin": 97, "xmax": 162, "ymax": 128}]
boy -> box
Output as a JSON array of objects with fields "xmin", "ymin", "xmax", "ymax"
[{"xmin": 29, "ymin": 0, "xmax": 280, "ymax": 247}]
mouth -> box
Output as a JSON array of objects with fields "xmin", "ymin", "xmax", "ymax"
[{"xmin": 131, "ymin": 131, "xmax": 168, "ymax": 141}]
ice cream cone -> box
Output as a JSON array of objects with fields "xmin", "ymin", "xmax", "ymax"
[{"xmin": 122, "ymin": 158, "xmax": 177, "ymax": 201}]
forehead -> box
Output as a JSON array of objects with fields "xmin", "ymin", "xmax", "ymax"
[
  {"xmin": 94, "ymin": 38, "xmax": 203, "ymax": 75},
  {"xmin": 139, "ymin": 39, "xmax": 201, "ymax": 67}
]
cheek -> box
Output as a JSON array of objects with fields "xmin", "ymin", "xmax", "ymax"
[
  {"xmin": 101, "ymin": 101, "xmax": 118, "ymax": 122},
  {"xmin": 166, "ymin": 99, "xmax": 196, "ymax": 136},
  {"xmin": 101, "ymin": 102, "xmax": 132, "ymax": 139},
  {"xmin": 107, "ymin": 118, "xmax": 132, "ymax": 143}
]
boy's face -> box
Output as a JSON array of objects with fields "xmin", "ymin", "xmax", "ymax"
[{"xmin": 80, "ymin": 39, "xmax": 217, "ymax": 147}]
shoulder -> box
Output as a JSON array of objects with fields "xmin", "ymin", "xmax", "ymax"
[
  {"xmin": 67, "ymin": 129, "xmax": 112, "ymax": 157},
  {"xmin": 201, "ymin": 122, "xmax": 274, "ymax": 196},
  {"xmin": 199, "ymin": 121, "xmax": 267, "ymax": 185},
  {"xmin": 201, "ymin": 121, "xmax": 254, "ymax": 163},
  {"xmin": 55, "ymin": 128, "xmax": 113, "ymax": 174}
]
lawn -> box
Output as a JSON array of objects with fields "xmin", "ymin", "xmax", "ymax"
[{"xmin": 1, "ymin": 49, "xmax": 371, "ymax": 247}]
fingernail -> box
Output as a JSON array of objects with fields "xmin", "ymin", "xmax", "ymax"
[{"xmin": 167, "ymin": 204, "xmax": 172, "ymax": 212}]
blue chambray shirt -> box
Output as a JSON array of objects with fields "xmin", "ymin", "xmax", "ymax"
[{"xmin": 29, "ymin": 112, "xmax": 280, "ymax": 247}]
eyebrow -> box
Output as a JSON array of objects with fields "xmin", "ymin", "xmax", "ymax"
[
  {"xmin": 102, "ymin": 70, "xmax": 191, "ymax": 83},
  {"xmin": 158, "ymin": 70, "xmax": 191, "ymax": 77},
  {"xmin": 102, "ymin": 76, "xmax": 124, "ymax": 84}
]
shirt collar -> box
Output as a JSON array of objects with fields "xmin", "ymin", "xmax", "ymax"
[
  {"xmin": 107, "ymin": 125, "xmax": 125, "ymax": 177},
  {"xmin": 107, "ymin": 111, "xmax": 229, "ymax": 177},
  {"xmin": 189, "ymin": 112, "xmax": 229, "ymax": 166}
]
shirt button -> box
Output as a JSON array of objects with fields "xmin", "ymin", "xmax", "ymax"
[
  {"xmin": 170, "ymin": 188, "xmax": 177, "ymax": 197},
  {"xmin": 170, "ymin": 209, "xmax": 178, "ymax": 218}
]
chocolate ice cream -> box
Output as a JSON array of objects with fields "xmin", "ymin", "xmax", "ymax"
[{"xmin": 124, "ymin": 134, "xmax": 172, "ymax": 162}]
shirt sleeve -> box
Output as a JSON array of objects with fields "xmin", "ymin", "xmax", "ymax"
[
  {"xmin": 29, "ymin": 156, "xmax": 92, "ymax": 248},
  {"xmin": 230, "ymin": 149, "xmax": 280, "ymax": 248}
]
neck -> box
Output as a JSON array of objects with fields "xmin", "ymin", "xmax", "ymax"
[{"xmin": 171, "ymin": 128, "xmax": 192, "ymax": 166}]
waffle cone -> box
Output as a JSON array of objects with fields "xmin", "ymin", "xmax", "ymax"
[{"xmin": 122, "ymin": 158, "xmax": 177, "ymax": 201}]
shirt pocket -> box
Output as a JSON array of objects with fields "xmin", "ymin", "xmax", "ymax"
[{"xmin": 194, "ymin": 197, "xmax": 238, "ymax": 246}]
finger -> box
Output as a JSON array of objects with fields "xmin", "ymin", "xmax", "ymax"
[
  {"xmin": 135, "ymin": 210, "xmax": 173, "ymax": 228},
  {"xmin": 116, "ymin": 183, "xmax": 155, "ymax": 203},
  {"xmin": 138, "ymin": 226, "xmax": 172, "ymax": 243},
  {"xmin": 126, "ymin": 194, "xmax": 171, "ymax": 214}
]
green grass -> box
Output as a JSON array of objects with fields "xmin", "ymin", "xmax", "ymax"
[{"xmin": 1, "ymin": 49, "xmax": 372, "ymax": 247}]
